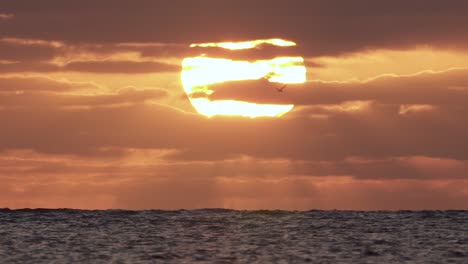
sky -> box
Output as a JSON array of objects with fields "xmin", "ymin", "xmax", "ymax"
[{"xmin": 1, "ymin": 0, "xmax": 468, "ymax": 210}]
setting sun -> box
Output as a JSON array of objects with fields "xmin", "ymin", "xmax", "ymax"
[{"xmin": 181, "ymin": 39, "xmax": 306, "ymax": 118}]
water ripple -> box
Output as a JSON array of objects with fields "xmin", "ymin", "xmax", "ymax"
[{"xmin": 0, "ymin": 210, "xmax": 466, "ymax": 263}]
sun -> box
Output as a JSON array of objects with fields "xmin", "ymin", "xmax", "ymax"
[{"xmin": 181, "ymin": 39, "xmax": 306, "ymax": 118}]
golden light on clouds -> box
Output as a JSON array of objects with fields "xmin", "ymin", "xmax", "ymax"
[
  {"xmin": 0, "ymin": 13, "xmax": 14, "ymax": 20},
  {"xmin": 0, "ymin": 37, "xmax": 64, "ymax": 48},
  {"xmin": 309, "ymin": 49, "xmax": 468, "ymax": 82},
  {"xmin": 190, "ymin": 38, "xmax": 296, "ymax": 50},
  {"xmin": 181, "ymin": 39, "xmax": 306, "ymax": 118}
]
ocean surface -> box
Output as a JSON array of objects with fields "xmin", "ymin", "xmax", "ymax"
[{"xmin": 0, "ymin": 209, "xmax": 466, "ymax": 263}]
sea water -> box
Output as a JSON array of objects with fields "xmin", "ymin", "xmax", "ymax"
[{"xmin": 0, "ymin": 209, "xmax": 466, "ymax": 263}]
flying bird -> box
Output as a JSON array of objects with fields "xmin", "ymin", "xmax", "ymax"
[{"xmin": 276, "ymin": 84, "xmax": 287, "ymax": 92}]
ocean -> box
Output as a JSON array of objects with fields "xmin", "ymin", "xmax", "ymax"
[{"xmin": 0, "ymin": 209, "xmax": 466, "ymax": 263}]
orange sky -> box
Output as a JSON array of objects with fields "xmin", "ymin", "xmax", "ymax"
[{"xmin": 1, "ymin": 0, "xmax": 468, "ymax": 210}]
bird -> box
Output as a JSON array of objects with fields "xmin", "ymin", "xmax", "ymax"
[{"xmin": 275, "ymin": 84, "xmax": 287, "ymax": 92}]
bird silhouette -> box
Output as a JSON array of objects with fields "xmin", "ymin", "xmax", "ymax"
[{"xmin": 275, "ymin": 84, "xmax": 287, "ymax": 92}]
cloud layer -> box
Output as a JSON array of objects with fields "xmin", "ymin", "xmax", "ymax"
[{"xmin": 0, "ymin": 0, "xmax": 467, "ymax": 209}]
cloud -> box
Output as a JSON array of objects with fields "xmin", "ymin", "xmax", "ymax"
[
  {"xmin": 0, "ymin": 13, "xmax": 14, "ymax": 21},
  {"xmin": 209, "ymin": 68, "xmax": 468, "ymax": 106},
  {"xmin": 0, "ymin": 36, "xmax": 181, "ymax": 73},
  {"xmin": 2, "ymin": 0, "xmax": 468, "ymax": 57},
  {"xmin": 1, "ymin": 150, "xmax": 466, "ymax": 210},
  {"xmin": 183, "ymin": 45, "xmax": 303, "ymax": 61},
  {"xmin": 2, "ymin": 173, "xmax": 466, "ymax": 210},
  {"xmin": 1, "ymin": 95, "xmax": 468, "ymax": 162},
  {"xmin": 2, "ymin": 0, "xmax": 468, "ymax": 210},
  {"xmin": 1, "ymin": 70, "xmax": 467, "ymax": 164},
  {"xmin": 0, "ymin": 37, "xmax": 185, "ymax": 73},
  {"xmin": 63, "ymin": 61, "xmax": 180, "ymax": 73},
  {"xmin": 0, "ymin": 88, "xmax": 167, "ymax": 108},
  {"xmin": 0, "ymin": 42, "xmax": 59, "ymax": 62},
  {"xmin": 0, "ymin": 75, "xmax": 99, "ymax": 92},
  {"xmin": 0, "ymin": 61, "xmax": 181, "ymax": 74},
  {"xmin": 2, "ymin": 150, "xmax": 466, "ymax": 181}
]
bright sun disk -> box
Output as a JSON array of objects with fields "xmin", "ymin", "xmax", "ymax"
[{"xmin": 181, "ymin": 38, "xmax": 306, "ymax": 118}]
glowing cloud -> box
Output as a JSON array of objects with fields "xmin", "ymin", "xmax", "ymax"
[
  {"xmin": 0, "ymin": 13, "xmax": 14, "ymax": 20},
  {"xmin": 181, "ymin": 39, "xmax": 306, "ymax": 118},
  {"xmin": 190, "ymin": 38, "xmax": 296, "ymax": 50}
]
